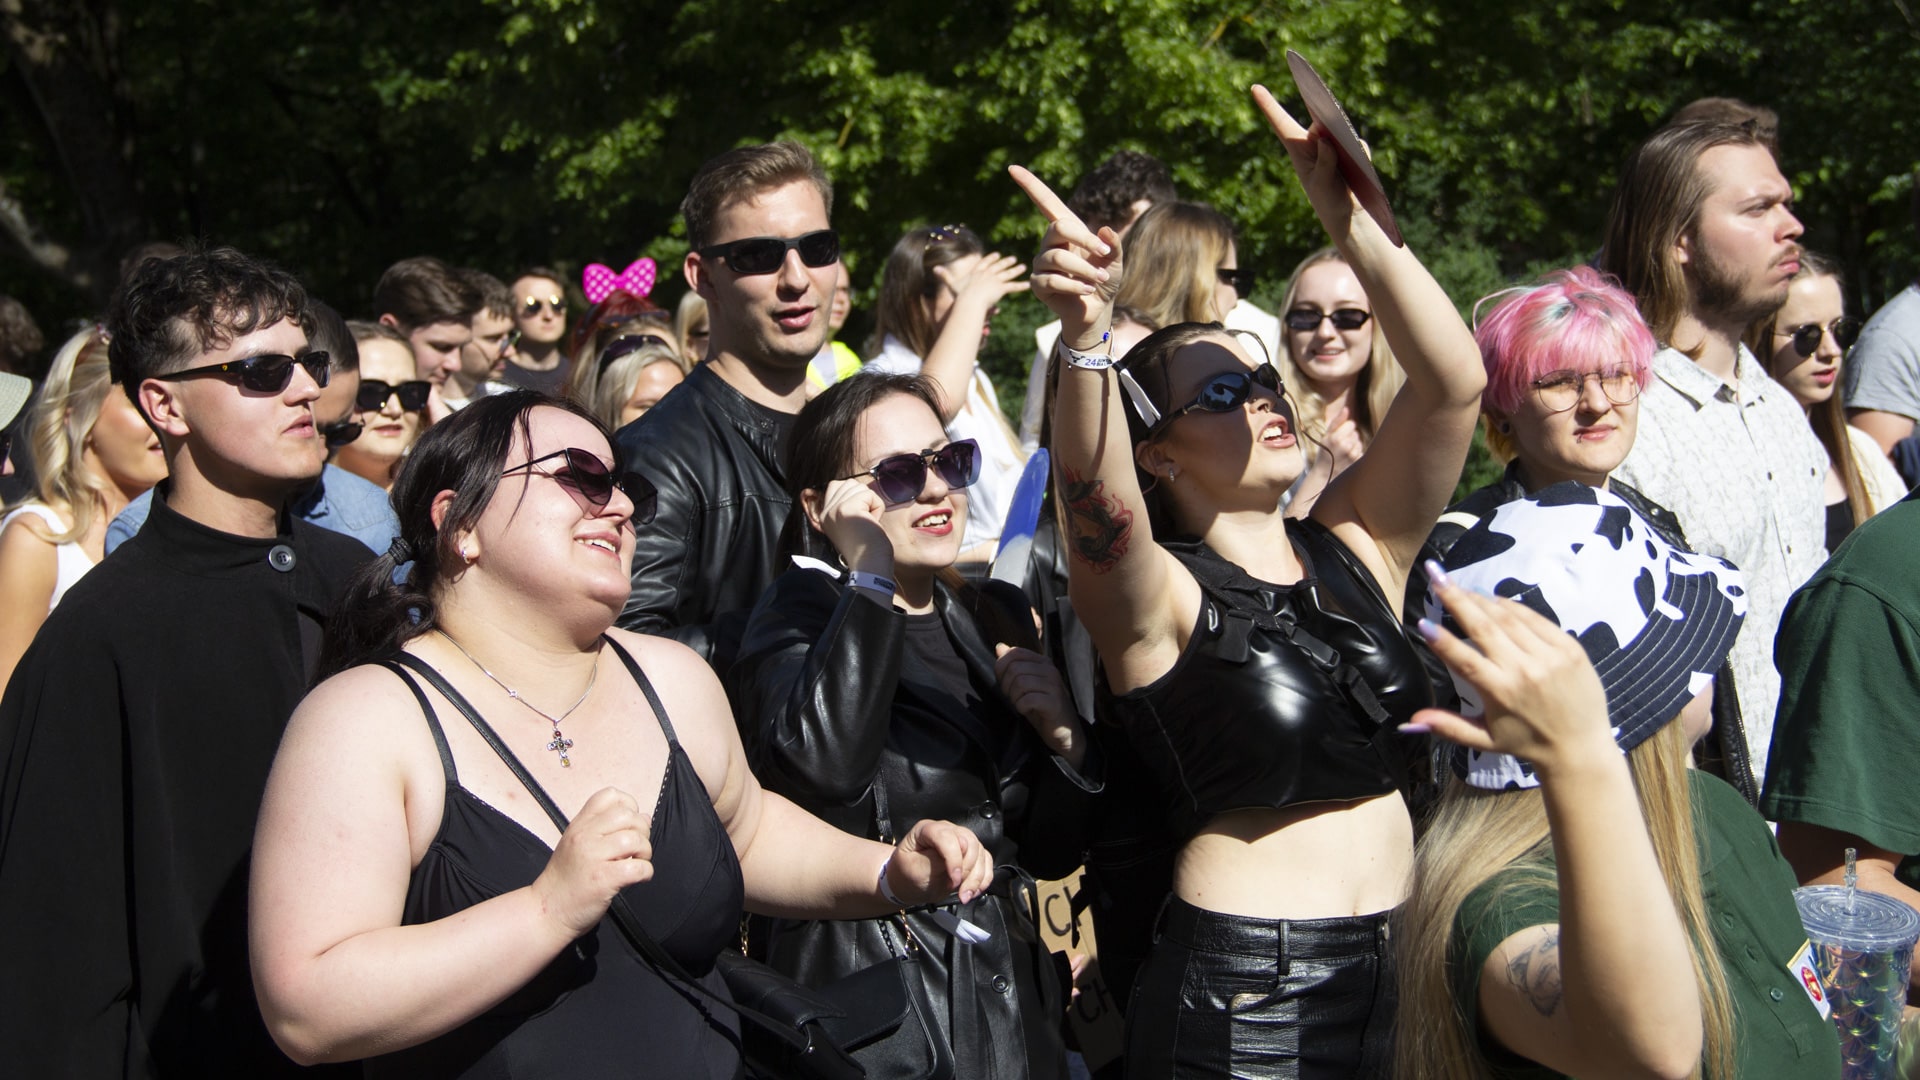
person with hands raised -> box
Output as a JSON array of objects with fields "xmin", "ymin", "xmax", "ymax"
[
  {"xmin": 1008, "ymin": 79, "xmax": 1485, "ymax": 1075},
  {"xmin": 728, "ymin": 371, "xmax": 1101, "ymax": 1079},
  {"xmin": 866, "ymin": 224, "xmax": 1033, "ymax": 562},
  {"xmin": 248, "ymin": 391, "xmax": 993, "ymax": 1079},
  {"xmin": 1396, "ymin": 483, "xmax": 1840, "ymax": 1080}
]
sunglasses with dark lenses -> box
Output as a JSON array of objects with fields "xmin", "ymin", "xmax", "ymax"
[
  {"xmin": 1530, "ymin": 368, "xmax": 1641, "ymax": 413},
  {"xmin": 1283, "ymin": 307, "xmax": 1372, "ymax": 333},
  {"xmin": 156, "ymin": 351, "xmax": 331, "ymax": 393},
  {"xmin": 501, "ymin": 447, "xmax": 658, "ymax": 524},
  {"xmin": 597, "ymin": 334, "xmax": 675, "ymax": 373},
  {"xmin": 320, "ymin": 419, "xmax": 365, "ymax": 449},
  {"xmin": 1148, "ymin": 365, "xmax": 1284, "ymax": 438},
  {"xmin": 838, "ymin": 439, "xmax": 981, "ymax": 505},
  {"xmin": 356, "ymin": 379, "xmax": 433, "ymax": 413},
  {"xmin": 1217, "ymin": 267, "xmax": 1257, "ymax": 294},
  {"xmin": 522, "ymin": 296, "xmax": 564, "ymax": 316},
  {"xmin": 700, "ymin": 230, "xmax": 840, "ymax": 276},
  {"xmin": 1783, "ymin": 317, "xmax": 1862, "ymax": 358}
]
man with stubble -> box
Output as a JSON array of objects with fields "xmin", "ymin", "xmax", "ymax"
[{"xmin": 613, "ymin": 141, "xmax": 840, "ymax": 670}]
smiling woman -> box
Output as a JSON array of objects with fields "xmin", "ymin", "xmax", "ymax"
[
  {"xmin": 728, "ymin": 370, "xmax": 1100, "ymax": 1079},
  {"xmin": 333, "ymin": 321, "xmax": 426, "ymax": 490},
  {"xmin": 0, "ymin": 325, "xmax": 167, "ymax": 688}
]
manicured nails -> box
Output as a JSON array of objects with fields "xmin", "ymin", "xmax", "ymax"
[
  {"xmin": 1398, "ymin": 722, "xmax": 1432, "ymax": 735},
  {"xmin": 1416, "ymin": 618, "xmax": 1441, "ymax": 641},
  {"xmin": 1423, "ymin": 559, "xmax": 1451, "ymax": 589}
]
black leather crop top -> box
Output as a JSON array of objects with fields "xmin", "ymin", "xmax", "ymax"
[{"xmin": 1099, "ymin": 519, "xmax": 1434, "ymax": 840}]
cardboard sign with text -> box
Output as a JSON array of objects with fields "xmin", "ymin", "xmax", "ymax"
[{"xmin": 1038, "ymin": 869, "xmax": 1125, "ymax": 1070}]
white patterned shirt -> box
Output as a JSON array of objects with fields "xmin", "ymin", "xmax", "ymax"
[{"xmin": 1614, "ymin": 345, "xmax": 1827, "ymax": 780}]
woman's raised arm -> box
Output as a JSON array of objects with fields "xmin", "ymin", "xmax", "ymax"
[
  {"xmin": 1007, "ymin": 166, "xmax": 1200, "ymax": 683},
  {"xmin": 1251, "ymin": 86, "xmax": 1485, "ymax": 602}
]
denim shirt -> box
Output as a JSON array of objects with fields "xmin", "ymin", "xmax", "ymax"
[{"xmin": 106, "ymin": 464, "xmax": 394, "ymax": 557}]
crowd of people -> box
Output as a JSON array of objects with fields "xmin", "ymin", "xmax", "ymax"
[{"xmin": 1, "ymin": 76, "xmax": 1918, "ymax": 1080}]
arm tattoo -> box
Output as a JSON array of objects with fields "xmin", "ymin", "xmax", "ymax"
[
  {"xmin": 1060, "ymin": 467, "xmax": 1134, "ymax": 574},
  {"xmin": 1504, "ymin": 929, "xmax": 1564, "ymax": 1017}
]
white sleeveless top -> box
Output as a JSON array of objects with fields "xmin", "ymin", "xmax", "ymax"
[{"xmin": 1, "ymin": 503, "xmax": 98, "ymax": 612}]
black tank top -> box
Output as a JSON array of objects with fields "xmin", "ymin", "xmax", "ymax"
[
  {"xmin": 364, "ymin": 640, "xmax": 746, "ymax": 1079},
  {"xmin": 1100, "ymin": 520, "xmax": 1434, "ymax": 840}
]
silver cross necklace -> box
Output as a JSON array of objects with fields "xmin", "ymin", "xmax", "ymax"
[{"xmin": 436, "ymin": 629, "xmax": 600, "ymax": 767}]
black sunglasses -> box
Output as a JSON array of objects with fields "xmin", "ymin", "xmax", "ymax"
[
  {"xmin": 838, "ymin": 439, "xmax": 980, "ymax": 505},
  {"xmin": 320, "ymin": 419, "xmax": 365, "ymax": 449},
  {"xmin": 502, "ymin": 447, "xmax": 658, "ymax": 524},
  {"xmin": 1148, "ymin": 366, "xmax": 1283, "ymax": 439},
  {"xmin": 1782, "ymin": 317, "xmax": 1861, "ymax": 358},
  {"xmin": 155, "ymin": 351, "xmax": 331, "ymax": 393},
  {"xmin": 699, "ymin": 230, "xmax": 840, "ymax": 276},
  {"xmin": 1283, "ymin": 307, "xmax": 1372, "ymax": 332},
  {"xmin": 1218, "ymin": 268, "xmax": 1257, "ymax": 294},
  {"xmin": 598, "ymin": 334, "xmax": 675, "ymax": 373},
  {"xmin": 356, "ymin": 379, "xmax": 432, "ymax": 413},
  {"xmin": 522, "ymin": 295, "xmax": 564, "ymax": 316}
]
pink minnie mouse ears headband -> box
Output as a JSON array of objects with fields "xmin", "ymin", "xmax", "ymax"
[{"xmin": 582, "ymin": 258, "xmax": 657, "ymax": 304}]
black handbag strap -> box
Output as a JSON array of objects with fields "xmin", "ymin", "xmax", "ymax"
[{"xmin": 385, "ymin": 647, "xmax": 821, "ymax": 1058}]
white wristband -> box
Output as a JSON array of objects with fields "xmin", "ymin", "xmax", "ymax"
[
  {"xmin": 847, "ymin": 569, "xmax": 896, "ymax": 598},
  {"xmin": 1061, "ymin": 331, "xmax": 1114, "ymax": 371},
  {"xmin": 878, "ymin": 854, "xmax": 907, "ymax": 908}
]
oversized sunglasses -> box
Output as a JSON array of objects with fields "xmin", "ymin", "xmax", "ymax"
[
  {"xmin": 1780, "ymin": 317, "xmax": 1861, "ymax": 358},
  {"xmin": 699, "ymin": 230, "xmax": 840, "ymax": 276},
  {"xmin": 1217, "ymin": 267, "xmax": 1257, "ymax": 294},
  {"xmin": 1283, "ymin": 307, "xmax": 1371, "ymax": 332},
  {"xmin": 597, "ymin": 334, "xmax": 675, "ymax": 373},
  {"xmin": 155, "ymin": 351, "xmax": 331, "ymax": 393},
  {"xmin": 320, "ymin": 418, "xmax": 365, "ymax": 448},
  {"xmin": 837, "ymin": 439, "xmax": 980, "ymax": 504},
  {"xmin": 356, "ymin": 379, "xmax": 432, "ymax": 413},
  {"xmin": 501, "ymin": 447, "xmax": 657, "ymax": 524},
  {"xmin": 1117, "ymin": 330, "xmax": 1281, "ymax": 437},
  {"xmin": 522, "ymin": 295, "xmax": 564, "ymax": 316},
  {"xmin": 1530, "ymin": 368, "xmax": 1640, "ymax": 413}
]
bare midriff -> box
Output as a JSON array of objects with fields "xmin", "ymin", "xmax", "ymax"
[{"xmin": 1173, "ymin": 791, "xmax": 1413, "ymax": 919}]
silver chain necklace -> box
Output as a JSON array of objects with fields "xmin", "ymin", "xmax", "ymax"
[{"xmin": 436, "ymin": 629, "xmax": 599, "ymax": 767}]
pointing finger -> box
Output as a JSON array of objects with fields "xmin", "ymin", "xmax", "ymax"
[{"xmin": 1008, "ymin": 165, "xmax": 1109, "ymax": 255}]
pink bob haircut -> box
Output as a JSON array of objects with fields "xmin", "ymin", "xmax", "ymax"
[{"xmin": 1472, "ymin": 265, "xmax": 1656, "ymax": 416}]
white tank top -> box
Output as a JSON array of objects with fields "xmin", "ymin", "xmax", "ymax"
[{"xmin": 1, "ymin": 502, "xmax": 98, "ymax": 612}]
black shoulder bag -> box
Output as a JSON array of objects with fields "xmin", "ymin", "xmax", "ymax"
[{"xmin": 386, "ymin": 648, "xmax": 953, "ymax": 1080}]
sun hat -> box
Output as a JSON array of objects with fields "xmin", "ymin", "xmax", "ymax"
[
  {"xmin": 0, "ymin": 371, "xmax": 29, "ymax": 433},
  {"xmin": 1421, "ymin": 481, "xmax": 1747, "ymax": 791}
]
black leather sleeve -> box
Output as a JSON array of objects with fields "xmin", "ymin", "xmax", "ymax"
[
  {"xmin": 615, "ymin": 436, "xmax": 718, "ymax": 660},
  {"xmin": 727, "ymin": 570, "xmax": 904, "ymax": 807}
]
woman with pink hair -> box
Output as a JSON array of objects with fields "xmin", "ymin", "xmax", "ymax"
[{"xmin": 1406, "ymin": 265, "xmax": 1760, "ymax": 801}]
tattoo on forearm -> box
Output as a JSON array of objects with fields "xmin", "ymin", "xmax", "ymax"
[
  {"xmin": 1060, "ymin": 467, "xmax": 1133, "ymax": 574},
  {"xmin": 1505, "ymin": 930, "xmax": 1564, "ymax": 1017}
]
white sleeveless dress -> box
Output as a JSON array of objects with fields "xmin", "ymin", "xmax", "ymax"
[{"xmin": 1, "ymin": 502, "xmax": 97, "ymax": 611}]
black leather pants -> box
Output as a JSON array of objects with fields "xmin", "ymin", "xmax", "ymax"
[{"xmin": 1124, "ymin": 897, "xmax": 1396, "ymax": 1079}]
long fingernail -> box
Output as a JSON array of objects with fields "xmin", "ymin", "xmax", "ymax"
[
  {"xmin": 1096, "ymin": 268, "xmax": 1110, "ymax": 281},
  {"xmin": 1423, "ymin": 559, "xmax": 1451, "ymax": 589},
  {"xmin": 1398, "ymin": 722, "xmax": 1432, "ymax": 734},
  {"xmin": 1416, "ymin": 618, "xmax": 1440, "ymax": 641}
]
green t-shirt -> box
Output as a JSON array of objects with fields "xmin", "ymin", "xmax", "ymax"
[
  {"xmin": 1763, "ymin": 490, "xmax": 1920, "ymax": 889},
  {"xmin": 1450, "ymin": 771, "xmax": 1842, "ymax": 1079}
]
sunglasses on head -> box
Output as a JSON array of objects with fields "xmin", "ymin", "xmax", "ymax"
[
  {"xmin": 1217, "ymin": 267, "xmax": 1257, "ymax": 294},
  {"xmin": 838, "ymin": 439, "xmax": 980, "ymax": 505},
  {"xmin": 356, "ymin": 379, "xmax": 432, "ymax": 413},
  {"xmin": 1781, "ymin": 316, "xmax": 1861, "ymax": 358},
  {"xmin": 1530, "ymin": 368, "xmax": 1641, "ymax": 413},
  {"xmin": 699, "ymin": 230, "xmax": 840, "ymax": 276},
  {"xmin": 1284, "ymin": 307, "xmax": 1372, "ymax": 332},
  {"xmin": 502, "ymin": 447, "xmax": 657, "ymax": 524},
  {"xmin": 156, "ymin": 351, "xmax": 331, "ymax": 393},
  {"xmin": 522, "ymin": 295, "xmax": 564, "ymax": 316},
  {"xmin": 597, "ymin": 334, "xmax": 674, "ymax": 373}
]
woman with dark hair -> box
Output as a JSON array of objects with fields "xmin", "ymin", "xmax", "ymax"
[
  {"xmin": 248, "ymin": 390, "xmax": 993, "ymax": 1077},
  {"xmin": 728, "ymin": 370, "xmax": 1099, "ymax": 1079},
  {"xmin": 865, "ymin": 224, "xmax": 1030, "ymax": 562},
  {"xmin": 1009, "ymin": 82, "xmax": 1486, "ymax": 1075},
  {"xmin": 1745, "ymin": 251, "xmax": 1905, "ymax": 553}
]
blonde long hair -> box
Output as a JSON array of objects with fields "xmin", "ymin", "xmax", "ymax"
[
  {"xmin": 1393, "ymin": 719, "xmax": 1735, "ymax": 1080},
  {"xmin": 10, "ymin": 327, "xmax": 119, "ymax": 544},
  {"xmin": 1113, "ymin": 201, "xmax": 1235, "ymax": 332},
  {"xmin": 1273, "ymin": 247, "xmax": 1405, "ymax": 448}
]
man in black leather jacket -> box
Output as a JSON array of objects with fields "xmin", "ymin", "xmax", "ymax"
[{"xmin": 615, "ymin": 141, "xmax": 842, "ymax": 668}]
